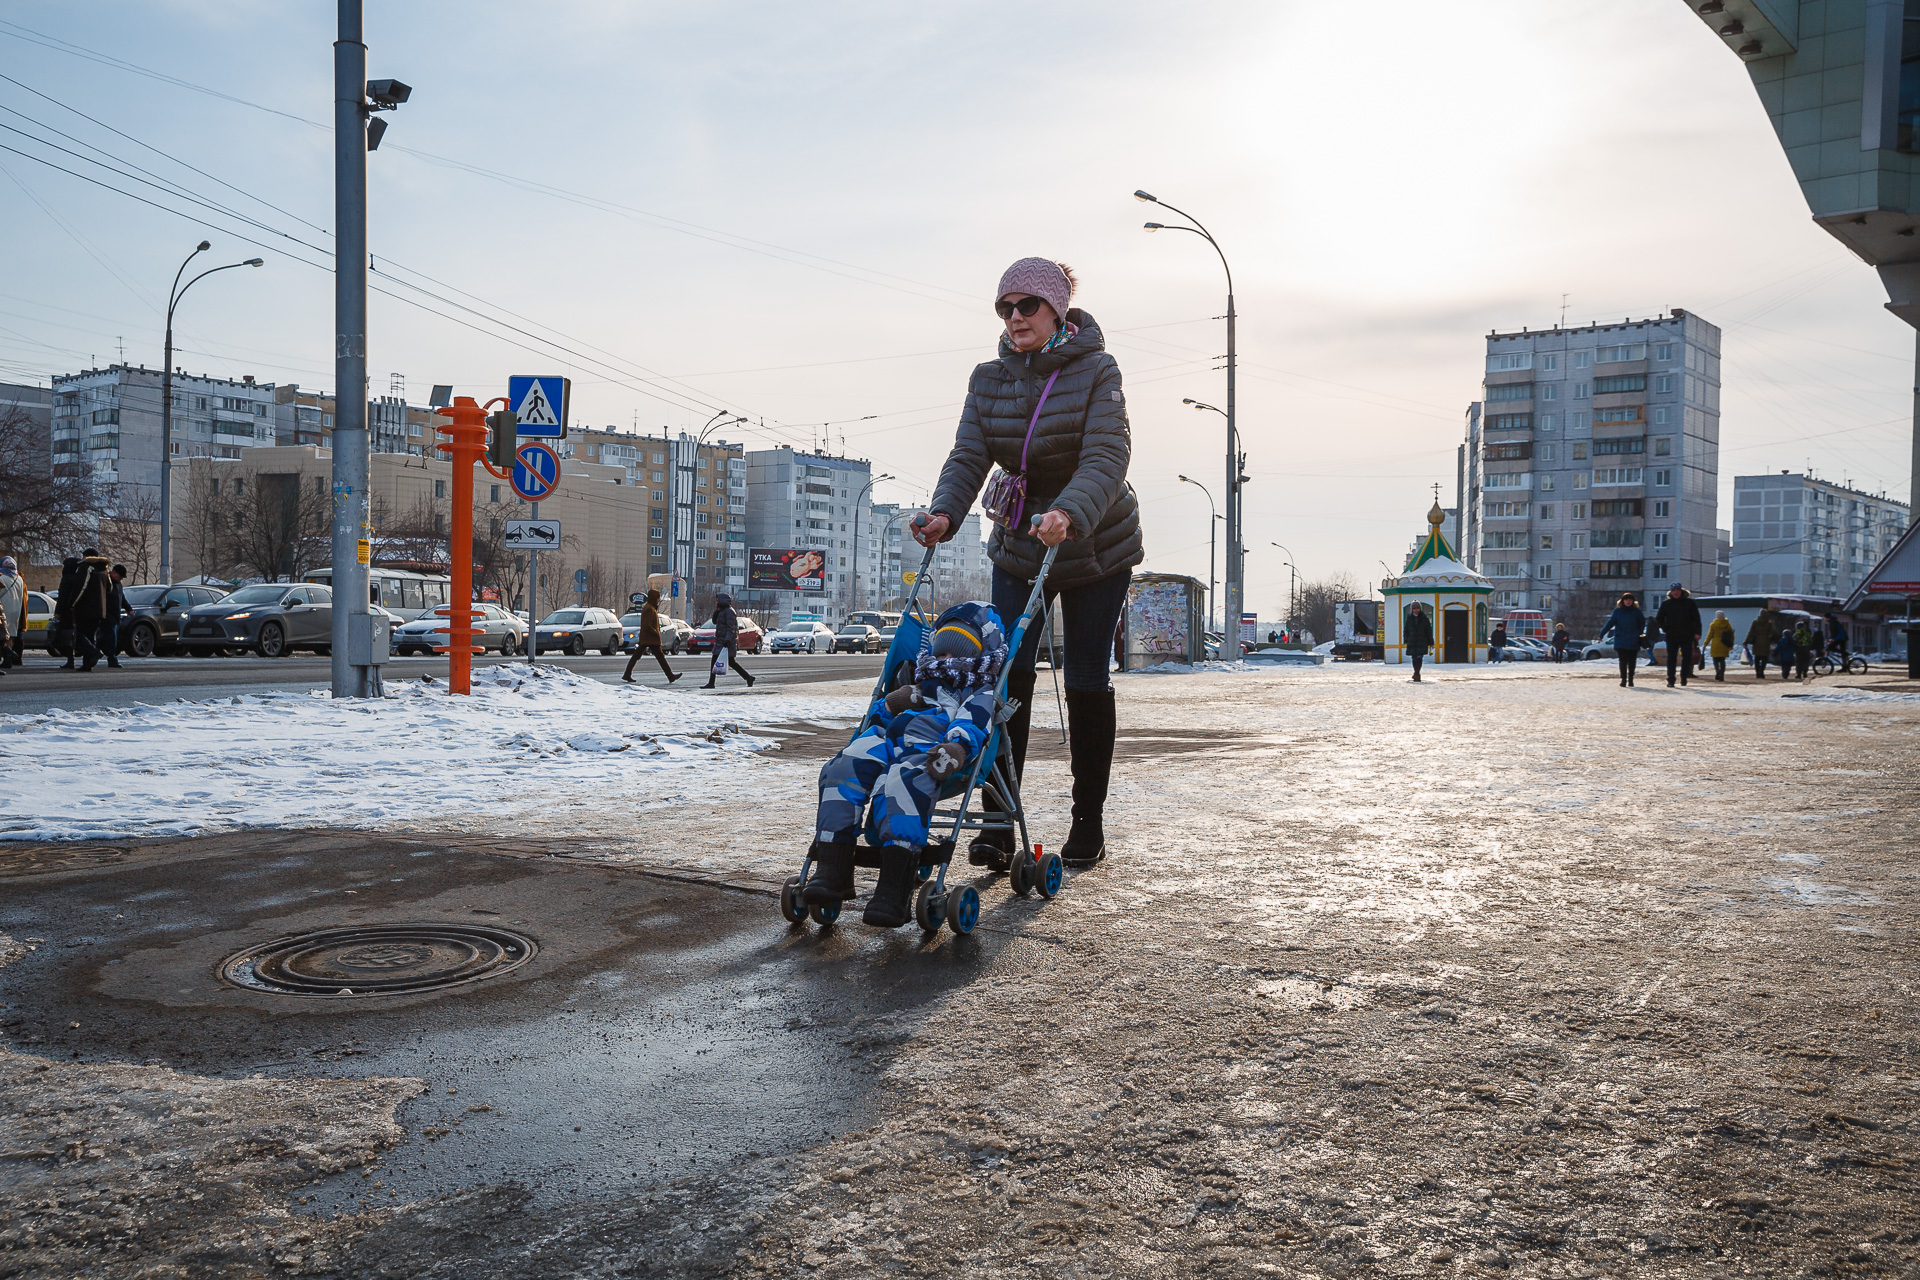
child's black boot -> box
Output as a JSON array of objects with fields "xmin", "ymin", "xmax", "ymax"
[
  {"xmin": 862, "ymin": 846, "xmax": 916, "ymax": 928},
  {"xmin": 802, "ymin": 838, "xmax": 858, "ymax": 906}
]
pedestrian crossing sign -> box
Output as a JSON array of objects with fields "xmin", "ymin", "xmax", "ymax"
[{"xmin": 507, "ymin": 375, "xmax": 570, "ymax": 438}]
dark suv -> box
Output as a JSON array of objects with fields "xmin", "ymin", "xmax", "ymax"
[
  {"xmin": 118, "ymin": 584, "xmax": 229, "ymax": 657},
  {"xmin": 178, "ymin": 583, "xmax": 334, "ymax": 657}
]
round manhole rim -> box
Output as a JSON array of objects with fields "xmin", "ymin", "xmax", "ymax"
[{"xmin": 217, "ymin": 922, "xmax": 539, "ymax": 998}]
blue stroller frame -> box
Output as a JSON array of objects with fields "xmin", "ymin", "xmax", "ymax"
[{"xmin": 779, "ymin": 528, "xmax": 1065, "ymax": 934}]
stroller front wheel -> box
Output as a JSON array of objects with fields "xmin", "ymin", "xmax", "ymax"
[
  {"xmin": 809, "ymin": 899, "xmax": 842, "ymax": 926},
  {"xmin": 914, "ymin": 881, "xmax": 944, "ymax": 932},
  {"xmin": 1036, "ymin": 851, "xmax": 1063, "ymax": 899},
  {"xmin": 1008, "ymin": 850, "xmax": 1036, "ymax": 897},
  {"xmin": 779, "ymin": 876, "xmax": 807, "ymax": 924},
  {"xmin": 947, "ymin": 885, "xmax": 980, "ymax": 935}
]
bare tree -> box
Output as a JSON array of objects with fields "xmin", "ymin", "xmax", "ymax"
[
  {"xmin": 1293, "ymin": 573, "xmax": 1361, "ymax": 645},
  {"xmin": 99, "ymin": 484, "xmax": 163, "ymax": 583},
  {"xmin": 224, "ymin": 470, "xmax": 331, "ymax": 581},
  {"xmin": 0, "ymin": 400, "xmax": 96, "ymax": 561},
  {"xmin": 172, "ymin": 467, "xmax": 235, "ymax": 583},
  {"xmin": 370, "ymin": 492, "xmax": 450, "ymax": 568}
]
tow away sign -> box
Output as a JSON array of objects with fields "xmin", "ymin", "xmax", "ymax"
[
  {"xmin": 504, "ymin": 518, "xmax": 561, "ymax": 548},
  {"xmin": 507, "ymin": 375, "xmax": 570, "ymax": 438}
]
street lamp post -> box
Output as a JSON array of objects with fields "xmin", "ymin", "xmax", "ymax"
[
  {"xmin": 1143, "ymin": 190, "xmax": 1244, "ymax": 647},
  {"xmin": 848, "ymin": 472, "xmax": 894, "ymax": 618},
  {"xmin": 1177, "ymin": 473, "xmax": 1218, "ymax": 632},
  {"xmin": 676, "ymin": 410, "xmax": 745, "ymax": 615},
  {"xmin": 1271, "ymin": 542, "xmax": 1297, "ymax": 633},
  {"xmin": 159, "ymin": 243, "xmax": 262, "ymax": 585}
]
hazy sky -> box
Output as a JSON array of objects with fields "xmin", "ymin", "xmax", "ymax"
[{"xmin": 1, "ymin": 1, "xmax": 1911, "ymax": 617}]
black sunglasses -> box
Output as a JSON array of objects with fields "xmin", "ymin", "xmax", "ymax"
[{"xmin": 994, "ymin": 295, "xmax": 1047, "ymax": 320}]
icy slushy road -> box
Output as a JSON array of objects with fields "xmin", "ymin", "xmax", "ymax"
[{"xmin": 2, "ymin": 661, "xmax": 1917, "ymax": 1278}]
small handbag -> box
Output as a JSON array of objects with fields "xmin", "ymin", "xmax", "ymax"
[{"xmin": 980, "ymin": 369, "xmax": 1062, "ymax": 532}]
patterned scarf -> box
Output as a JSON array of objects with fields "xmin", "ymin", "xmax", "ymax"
[
  {"xmin": 1039, "ymin": 320, "xmax": 1079, "ymax": 356},
  {"xmin": 914, "ymin": 645, "xmax": 1007, "ymax": 692}
]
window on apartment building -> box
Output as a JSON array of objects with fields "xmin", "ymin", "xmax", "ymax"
[
  {"xmin": 1653, "ymin": 437, "xmax": 1672, "ymax": 456},
  {"xmin": 1570, "ymin": 443, "xmax": 1588, "ymax": 460},
  {"xmin": 1573, "ymin": 382, "xmax": 1590, "ymax": 400},
  {"xmin": 1596, "ymin": 343, "xmax": 1646, "ymax": 363},
  {"xmin": 1593, "ymin": 375, "xmax": 1645, "ymax": 394},
  {"xmin": 1593, "ymin": 467, "xmax": 1642, "ymax": 486},
  {"xmin": 1655, "ymin": 343, "xmax": 1673, "ymax": 361},
  {"xmin": 1570, "ymin": 532, "xmax": 1587, "ymax": 549},
  {"xmin": 1488, "ymin": 531, "xmax": 1529, "ymax": 548},
  {"xmin": 1654, "ymin": 375, "xmax": 1674, "ymax": 394},
  {"xmin": 1484, "ymin": 442, "xmax": 1531, "ymax": 460},
  {"xmin": 1484, "ymin": 383, "xmax": 1533, "ymax": 402},
  {"xmin": 1593, "ymin": 499, "xmax": 1642, "ymax": 516},
  {"xmin": 1483, "ymin": 473, "xmax": 1529, "ymax": 488},
  {"xmin": 1651, "ymin": 531, "xmax": 1670, "ymax": 550},
  {"xmin": 490, "ymin": 485, "xmax": 500, "ymax": 502},
  {"xmin": 1571, "ymin": 473, "xmax": 1589, "ymax": 490},
  {"xmin": 1573, "ymin": 352, "xmax": 1591, "ymax": 369},
  {"xmin": 1485, "ymin": 352, "xmax": 1533, "ymax": 372},
  {"xmin": 1538, "ymin": 534, "xmax": 1553, "ymax": 550},
  {"xmin": 1539, "ymin": 504, "xmax": 1554, "ymax": 519},
  {"xmin": 1538, "ymin": 414, "xmax": 1556, "ymax": 431},
  {"xmin": 1538, "ymin": 443, "xmax": 1556, "ymax": 462},
  {"xmin": 1652, "ymin": 468, "xmax": 1672, "ymax": 486},
  {"xmin": 1538, "ymin": 475, "xmax": 1554, "ymax": 490},
  {"xmin": 1594, "ymin": 408, "xmax": 1643, "ymax": 425},
  {"xmin": 1571, "ymin": 411, "xmax": 1588, "ymax": 430},
  {"xmin": 1652, "ymin": 500, "xmax": 1670, "ymax": 517},
  {"xmin": 1540, "ymin": 354, "xmax": 1558, "ymax": 371},
  {"xmin": 1648, "ymin": 561, "xmax": 1670, "ymax": 579},
  {"xmin": 1652, "ymin": 407, "xmax": 1670, "ymax": 426},
  {"xmin": 1592, "ymin": 529, "xmax": 1643, "ymax": 548},
  {"xmin": 1569, "ymin": 503, "xmax": 1587, "ymax": 520},
  {"xmin": 1593, "ymin": 436, "xmax": 1644, "ymax": 455},
  {"xmin": 1487, "ymin": 414, "xmax": 1531, "ymax": 431},
  {"xmin": 1537, "ymin": 564, "xmax": 1553, "ymax": 580},
  {"xmin": 434, "ymin": 480, "xmax": 446, "ymax": 498},
  {"xmin": 1589, "ymin": 560, "xmax": 1642, "ymax": 579}
]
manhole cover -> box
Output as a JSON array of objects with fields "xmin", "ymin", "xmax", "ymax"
[{"xmin": 218, "ymin": 924, "xmax": 537, "ymax": 997}]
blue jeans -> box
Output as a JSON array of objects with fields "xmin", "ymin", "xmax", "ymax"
[{"xmin": 991, "ymin": 565, "xmax": 1131, "ymax": 692}]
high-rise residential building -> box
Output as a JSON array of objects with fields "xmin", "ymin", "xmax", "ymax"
[
  {"xmin": 743, "ymin": 447, "xmax": 872, "ymax": 626},
  {"xmin": 864, "ymin": 505, "xmax": 991, "ymax": 610},
  {"xmin": 556, "ymin": 427, "xmax": 743, "ymax": 594},
  {"xmin": 1729, "ymin": 472, "xmax": 1909, "ymax": 599},
  {"xmin": 52, "ymin": 364, "xmax": 277, "ymax": 501},
  {"xmin": 1462, "ymin": 310, "xmax": 1721, "ymax": 623},
  {"xmin": 273, "ymin": 385, "xmax": 336, "ymax": 448}
]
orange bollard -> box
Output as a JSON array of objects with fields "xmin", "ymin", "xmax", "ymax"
[{"xmin": 433, "ymin": 396, "xmax": 489, "ymax": 695}]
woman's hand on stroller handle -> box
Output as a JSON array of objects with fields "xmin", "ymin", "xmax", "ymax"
[
  {"xmin": 1032, "ymin": 509, "xmax": 1070, "ymax": 547},
  {"xmin": 912, "ymin": 511, "xmax": 948, "ymax": 547}
]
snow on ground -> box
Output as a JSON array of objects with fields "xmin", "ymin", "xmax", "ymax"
[{"xmin": 0, "ymin": 663, "xmax": 866, "ymax": 842}]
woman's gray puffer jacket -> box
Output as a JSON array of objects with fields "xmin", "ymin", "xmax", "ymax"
[{"xmin": 930, "ymin": 309, "xmax": 1144, "ymax": 589}]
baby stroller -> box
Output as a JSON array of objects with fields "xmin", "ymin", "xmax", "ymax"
[{"xmin": 779, "ymin": 521, "xmax": 1065, "ymax": 934}]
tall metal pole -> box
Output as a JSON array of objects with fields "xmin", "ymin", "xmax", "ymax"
[
  {"xmin": 1912, "ymin": 329, "xmax": 1919, "ymax": 508},
  {"xmin": 330, "ymin": 0, "xmax": 371, "ymax": 698},
  {"xmin": 159, "ymin": 242, "xmax": 207, "ymax": 585},
  {"xmin": 1178, "ymin": 473, "xmax": 1217, "ymax": 632}
]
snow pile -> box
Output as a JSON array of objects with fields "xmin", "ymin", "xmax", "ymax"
[
  {"xmin": 1784, "ymin": 688, "xmax": 1920, "ymax": 704},
  {"xmin": 1125, "ymin": 659, "xmax": 1273, "ymax": 676},
  {"xmin": 0, "ymin": 663, "xmax": 866, "ymax": 842}
]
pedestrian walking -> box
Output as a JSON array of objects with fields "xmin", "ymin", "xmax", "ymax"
[
  {"xmin": 1600, "ymin": 593, "xmax": 1645, "ymax": 687},
  {"xmin": 1705, "ymin": 609, "xmax": 1735, "ymax": 682},
  {"xmin": 94, "ymin": 564, "xmax": 131, "ymax": 668},
  {"xmin": 1772, "ymin": 622, "xmax": 1799, "ymax": 680},
  {"xmin": 701, "ymin": 592, "xmax": 755, "ymax": 689},
  {"xmin": 1654, "ymin": 582, "xmax": 1703, "ymax": 687},
  {"xmin": 51, "ymin": 554, "xmax": 84, "ymax": 669},
  {"xmin": 1488, "ymin": 620, "xmax": 1509, "ymax": 663},
  {"xmin": 1745, "ymin": 608, "xmax": 1779, "ymax": 679},
  {"xmin": 1550, "ymin": 622, "xmax": 1571, "ymax": 662},
  {"xmin": 69, "ymin": 549, "xmax": 113, "ymax": 672},
  {"xmin": 622, "ymin": 588, "xmax": 680, "ymax": 684},
  {"xmin": 0, "ymin": 555, "xmax": 23, "ymax": 669},
  {"xmin": 1791, "ymin": 619, "xmax": 1815, "ymax": 680},
  {"xmin": 1404, "ymin": 602, "xmax": 1432, "ymax": 681},
  {"xmin": 920, "ymin": 255, "xmax": 1142, "ymax": 871}
]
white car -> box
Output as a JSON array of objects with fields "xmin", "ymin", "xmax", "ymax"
[
  {"xmin": 392, "ymin": 603, "xmax": 528, "ymax": 657},
  {"xmin": 769, "ymin": 621, "xmax": 836, "ymax": 653}
]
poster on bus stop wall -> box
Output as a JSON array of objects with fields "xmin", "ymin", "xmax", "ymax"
[{"xmin": 749, "ymin": 548, "xmax": 826, "ymax": 592}]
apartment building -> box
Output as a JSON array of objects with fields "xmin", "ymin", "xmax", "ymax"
[
  {"xmin": 52, "ymin": 364, "xmax": 277, "ymax": 502},
  {"xmin": 862, "ymin": 504, "xmax": 991, "ymax": 610},
  {"xmin": 743, "ymin": 447, "xmax": 873, "ymax": 627},
  {"xmin": 1462, "ymin": 310, "xmax": 1722, "ymax": 620},
  {"xmin": 1730, "ymin": 472, "xmax": 1909, "ymax": 598}
]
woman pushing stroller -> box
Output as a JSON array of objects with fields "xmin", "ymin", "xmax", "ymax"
[{"xmin": 803, "ymin": 602, "xmax": 1007, "ymax": 928}]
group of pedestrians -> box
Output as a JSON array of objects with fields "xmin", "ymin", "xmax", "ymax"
[
  {"xmin": 8, "ymin": 549, "xmax": 132, "ymax": 674},
  {"xmin": 1601, "ymin": 584, "xmax": 1704, "ymax": 687},
  {"xmin": 1741, "ymin": 608, "xmax": 1832, "ymax": 681},
  {"xmin": 618, "ymin": 586, "xmax": 755, "ymax": 689}
]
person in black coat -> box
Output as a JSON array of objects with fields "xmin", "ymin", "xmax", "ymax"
[
  {"xmin": 1404, "ymin": 603, "xmax": 1433, "ymax": 681},
  {"xmin": 702, "ymin": 592, "xmax": 755, "ymax": 689},
  {"xmin": 51, "ymin": 554, "xmax": 84, "ymax": 669},
  {"xmin": 922, "ymin": 256, "xmax": 1143, "ymax": 870},
  {"xmin": 1600, "ymin": 593, "xmax": 1646, "ymax": 688},
  {"xmin": 90, "ymin": 563, "xmax": 132, "ymax": 669},
  {"xmin": 1653, "ymin": 583, "xmax": 1703, "ymax": 688}
]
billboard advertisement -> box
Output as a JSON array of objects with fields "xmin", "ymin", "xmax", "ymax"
[{"xmin": 749, "ymin": 547, "xmax": 826, "ymax": 592}]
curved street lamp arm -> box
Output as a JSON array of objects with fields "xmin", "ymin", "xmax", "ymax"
[
  {"xmin": 175, "ymin": 259, "xmax": 263, "ymax": 315},
  {"xmin": 1149, "ymin": 202, "xmax": 1234, "ymax": 296},
  {"xmin": 168, "ymin": 242, "xmax": 210, "ymax": 316}
]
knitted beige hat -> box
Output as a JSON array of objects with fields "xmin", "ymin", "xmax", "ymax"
[{"xmin": 996, "ymin": 258, "xmax": 1074, "ymax": 321}]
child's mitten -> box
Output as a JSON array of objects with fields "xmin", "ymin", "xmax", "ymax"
[{"xmin": 925, "ymin": 740, "xmax": 967, "ymax": 781}]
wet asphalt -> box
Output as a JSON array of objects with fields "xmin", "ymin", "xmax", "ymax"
[{"xmin": 0, "ymin": 829, "xmax": 996, "ymax": 1216}]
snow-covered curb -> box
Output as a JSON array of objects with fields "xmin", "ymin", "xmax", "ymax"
[{"xmin": 0, "ymin": 664, "xmax": 865, "ymax": 842}]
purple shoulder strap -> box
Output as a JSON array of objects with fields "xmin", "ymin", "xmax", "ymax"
[{"xmin": 1019, "ymin": 369, "xmax": 1061, "ymax": 472}]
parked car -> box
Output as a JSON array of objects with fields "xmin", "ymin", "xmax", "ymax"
[
  {"xmin": 876, "ymin": 624, "xmax": 899, "ymax": 651},
  {"xmin": 532, "ymin": 607, "xmax": 623, "ymax": 656},
  {"xmin": 1579, "ymin": 640, "xmax": 1617, "ymax": 661},
  {"xmin": 118, "ymin": 584, "xmax": 230, "ymax": 657},
  {"xmin": 769, "ymin": 621, "xmax": 836, "ymax": 653},
  {"xmin": 177, "ymin": 583, "xmax": 335, "ymax": 658},
  {"xmin": 689, "ymin": 615, "xmax": 765, "ymax": 655},
  {"xmin": 1502, "ymin": 638, "xmax": 1548, "ymax": 661},
  {"xmin": 18, "ymin": 589, "xmax": 56, "ymax": 651},
  {"xmin": 832, "ymin": 623, "xmax": 882, "ymax": 654},
  {"xmin": 618, "ymin": 612, "xmax": 694, "ymax": 654},
  {"xmin": 392, "ymin": 603, "xmax": 527, "ymax": 657}
]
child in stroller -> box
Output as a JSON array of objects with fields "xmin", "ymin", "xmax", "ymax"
[{"xmin": 802, "ymin": 600, "xmax": 1007, "ymax": 927}]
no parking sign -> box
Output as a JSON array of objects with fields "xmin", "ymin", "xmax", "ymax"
[{"xmin": 512, "ymin": 442, "xmax": 560, "ymax": 501}]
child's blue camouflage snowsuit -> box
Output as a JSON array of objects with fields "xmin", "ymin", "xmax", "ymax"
[{"xmin": 815, "ymin": 602, "xmax": 1004, "ymax": 851}]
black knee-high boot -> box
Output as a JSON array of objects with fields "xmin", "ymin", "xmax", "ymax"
[
  {"xmin": 1061, "ymin": 687, "xmax": 1115, "ymax": 867},
  {"xmin": 969, "ymin": 668, "xmax": 1036, "ymax": 868}
]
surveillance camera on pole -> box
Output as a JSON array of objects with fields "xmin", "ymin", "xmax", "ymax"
[{"xmin": 363, "ymin": 77, "xmax": 411, "ymax": 150}]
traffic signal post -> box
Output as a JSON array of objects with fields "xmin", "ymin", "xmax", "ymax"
[{"xmin": 433, "ymin": 395, "xmax": 515, "ymax": 695}]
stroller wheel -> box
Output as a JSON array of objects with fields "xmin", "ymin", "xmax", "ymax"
[
  {"xmin": 1036, "ymin": 851, "xmax": 1063, "ymax": 899},
  {"xmin": 947, "ymin": 884, "xmax": 980, "ymax": 935},
  {"xmin": 779, "ymin": 876, "xmax": 807, "ymax": 924},
  {"xmin": 915, "ymin": 863, "xmax": 931, "ymax": 883},
  {"xmin": 1008, "ymin": 850, "xmax": 1035, "ymax": 898},
  {"xmin": 913, "ymin": 881, "xmax": 945, "ymax": 932},
  {"xmin": 809, "ymin": 900, "xmax": 841, "ymax": 926}
]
